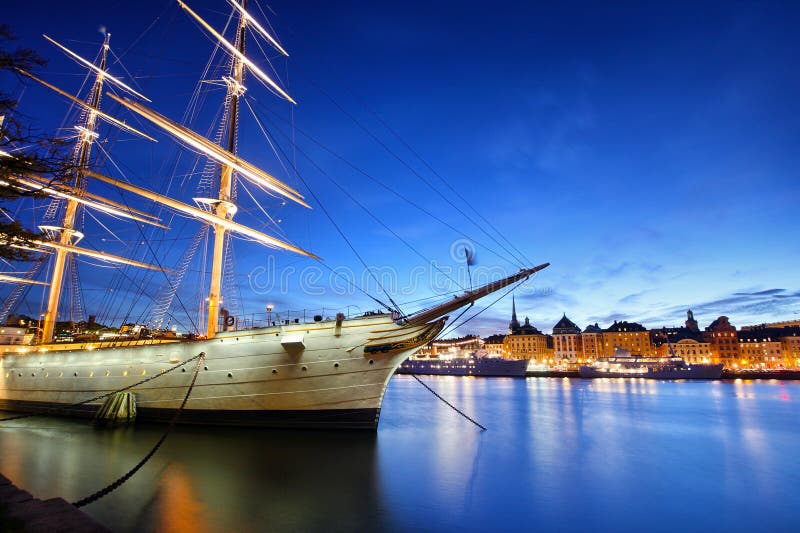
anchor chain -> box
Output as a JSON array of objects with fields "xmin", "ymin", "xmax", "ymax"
[
  {"xmin": 72, "ymin": 351, "xmax": 206, "ymax": 508},
  {"xmin": 0, "ymin": 352, "xmax": 206, "ymax": 423},
  {"xmin": 411, "ymin": 374, "xmax": 487, "ymax": 431}
]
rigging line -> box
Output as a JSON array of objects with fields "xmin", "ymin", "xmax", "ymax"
[
  {"xmin": 241, "ymin": 99, "xmax": 293, "ymax": 182},
  {"xmin": 252, "ymin": 110, "xmax": 401, "ymax": 315},
  {"xmin": 253, "ymin": 100, "xmax": 516, "ymax": 267},
  {"xmin": 355, "ymin": 97, "xmax": 535, "ymax": 267},
  {"xmin": 245, "ymin": 100, "xmax": 464, "ymax": 291},
  {"xmin": 107, "ymin": 49, "xmax": 147, "ymax": 98},
  {"xmin": 115, "ymin": 8, "xmax": 166, "ymax": 63},
  {"xmin": 439, "ymin": 279, "xmax": 527, "ymax": 340},
  {"xmin": 89, "ymin": 169, "xmax": 200, "ymax": 336},
  {"xmin": 291, "ymin": 69, "xmax": 527, "ymax": 267},
  {"xmin": 434, "ymin": 303, "xmax": 474, "ymax": 341},
  {"xmin": 83, "ymin": 209, "xmax": 125, "ymax": 243},
  {"xmin": 237, "ymin": 180, "xmax": 289, "ymax": 239}
]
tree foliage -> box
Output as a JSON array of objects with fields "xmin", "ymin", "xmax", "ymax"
[{"xmin": 0, "ymin": 25, "xmax": 72, "ymax": 261}]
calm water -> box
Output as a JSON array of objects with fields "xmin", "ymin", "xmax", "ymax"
[{"xmin": 1, "ymin": 376, "xmax": 799, "ymax": 532}]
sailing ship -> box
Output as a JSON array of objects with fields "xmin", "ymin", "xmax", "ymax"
[{"xmin": 0, "ymin": 1, "xmax": 548, "ymax": 428}]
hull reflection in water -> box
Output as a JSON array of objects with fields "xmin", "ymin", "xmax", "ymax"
[{"xmin": 0, "ymin": 418, "xmax": 383, "ymax": 532}]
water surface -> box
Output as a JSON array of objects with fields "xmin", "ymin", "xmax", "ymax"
[{"xmin": 1, "ymin": 376, "xmax": 798, "ymax": 531}]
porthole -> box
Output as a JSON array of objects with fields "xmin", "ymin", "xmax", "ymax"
[
  {"xmin": 334, "ymin": 362, "xmax": 340, "ymax": 368},
  {"xmin": 301, "ymin": 366, "xmax": 307, "ymax": 371},
  {"xmin": 204, "ymin": 366, "xmax": 208, "ymax": 371},
  {"xmin": 31, "ymin": 372, "xmax": 35, "ymax": 377},
  {"xmin": 73, "ymin": 372, "xmax": 78, "ymax": 377},
  {"xmin": 18, "ymin": 373, "xmax": 21, "ymax": 377},
  {"xmin": 272, "ymin": 369, "xmax": 278, "ymax": 374},
  {"xmin": 182, "ymin": 368, "xmax": 186, "ymax": 372},
  {"xmin": 368, "ymin": 360, "xmax": 374, "ymax": 365},
  {"xmin": 227, "ymin": 372, "xmax": 233, "ymax": 378}
]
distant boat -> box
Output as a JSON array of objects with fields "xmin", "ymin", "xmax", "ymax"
[
  {"xmin": 397, "ymin": 350, "xmax": 527, "ymax": 377},
  {"xmin": 578, "ymin": 347, "xmax": 723, "ymax": 379}
]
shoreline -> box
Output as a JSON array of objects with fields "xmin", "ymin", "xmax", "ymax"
[{"xmin": 524, "ymin": 369, "xmax": 800, "ymax": 380}]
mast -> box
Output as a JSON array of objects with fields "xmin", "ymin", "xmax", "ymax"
[
  {"xmin": 40, "ymin": 33, "xmax": 111, "ymax": 343},
  {"xmin": 206, "ymin": 0, "xmax": 247, "ymax": 338}
]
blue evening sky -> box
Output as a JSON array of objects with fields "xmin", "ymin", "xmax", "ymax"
[{"xmin": 3, "ymin": 0, "xmax": 799, "ymax": 336}]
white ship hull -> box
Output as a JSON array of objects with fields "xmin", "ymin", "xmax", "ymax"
[{"xmin": 0, "ymin": 314, "xmax": 443, "ymax": 429}]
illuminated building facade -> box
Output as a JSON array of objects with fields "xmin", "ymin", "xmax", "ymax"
[
  {"xmin": 552, "ymin": 314, "xmax": 582, "ymax": 363},
  {"xmin": 781, "ymin": 335, "xmax": 800, "ymax": 368},
  {"xmin": 503, "ymin": 319, "xmax": 549, "ymax": 362},
  {"xmin": 602, "ymin": 320, "xmax": 653, "ymax": 356},
  {"xmin": 704, "ymin": 316, "xmax": 739, "ymax": 366},
  {"xmin": 581, "ymin": 323, "xmax": 603, "ymax": 361},
  {"xmin": 483, "ymin": 334, "xmax": 507, "ymax": 356}
]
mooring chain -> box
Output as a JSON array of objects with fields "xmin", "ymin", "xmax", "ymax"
[
  {"xmin": 72, "ymin": 351, "xmax": 206, "ymax": 508},
  {"xmin": 0, "ymin": 352, "xmax": 206, "ymax": 423},
  {"xmin": 411, "ymin": 374, "xmax": 487, "ymax": 431}
]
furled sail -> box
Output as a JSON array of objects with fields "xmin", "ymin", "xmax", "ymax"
[
  {"xmin": 107, "ymin": 94, "xmax": 310, "ymax": 208},
  {"xmin": 86, "ymin": 170, "xmax": 320, "ymax": 260}
]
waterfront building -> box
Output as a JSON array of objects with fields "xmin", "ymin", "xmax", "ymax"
[
  {"xmin": 781, "ymin": 334, "xmax": 800, "ymax": 368},
  {"xmin": 581, "ymin": 323, "xmax": 603, "ymax": 362},
  {"xmin": 503, "ymin": 309, "xmax": 549, "ymax": 362},
  {"xmin": 734, "ymin": 326, "xmax": 800, "ymax": 368},
  {"xmin": 552, "ymin": 314, "xmax": 582, "ymax": 363},
  {"xmin": 483, "ymin": 334, "xmax": 507, "ymax": 357},
  {"xmin": 704, "ymin": 316, "xmax": 740, "ymax": 366},
  {"xmin": 650, "ymin": 311, "xmax": 710, "ymax": 362},
  {"xmin": 662, "ymin": 338, "xmax": 713, "ymax": 364},
  {"xmin": 602, "ymin": 320, "xmax": 653, "ymax": 356}
]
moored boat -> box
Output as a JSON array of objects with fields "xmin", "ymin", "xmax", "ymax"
[
  {"xmin": 0, "ymin": 1, "xmax": 548, "ymax": 428},
  {"xmin": 578, "ymin": 347, "xmax": 723, "ymax": 380},
  {"xmin": 397, "ymin": 351, "xmax": 527, "ymax": 377}
]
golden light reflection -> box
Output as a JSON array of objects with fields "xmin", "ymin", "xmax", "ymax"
[{"xmin": 156, "ymin": 464, "xmax": 210, "ymax": 533}]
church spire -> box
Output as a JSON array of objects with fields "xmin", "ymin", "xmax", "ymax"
[{"xmin": 509, "ymin": 294, "xmax": 521, "ymax": 334}]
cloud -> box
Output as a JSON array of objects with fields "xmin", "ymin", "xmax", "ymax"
[
  {"xmin": 640, "ymin": 288, "xmax": 800, "ymax": 327},
  {"xmin": 732, "ymin": 288, "xmax": 785, "ymax": 296}
]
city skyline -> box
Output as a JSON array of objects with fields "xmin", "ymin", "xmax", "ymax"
[{"xmin": 2, "ymin": 0, "xmax": 798, "ymax": 336}]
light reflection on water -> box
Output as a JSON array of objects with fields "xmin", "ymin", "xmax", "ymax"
[{"xmin": 1, "ymin": 376, "xmax": 799, "ymax": 532}]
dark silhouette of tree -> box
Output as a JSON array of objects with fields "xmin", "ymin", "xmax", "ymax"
[{"xmin": 0, "ymin": 24, "xmax": 71, "ymax": 261}]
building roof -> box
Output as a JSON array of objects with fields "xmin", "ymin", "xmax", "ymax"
[
  {"xmin": 650, "ymin": 327, "xmax": 705, "ymax": 346},
  {"xmin": 483, "ymin": 334, "xmax": 506, "ymax": 344},
  {"xmin": 583, "ymin": 323, "xmax": 602, "ymax": 333},
  {"xmin": 510, "ymin": 316, "xmax": 543, "ymax": 336},
  {"xmin": 738, "ymin": 326, "xmax": 800, "ymax": 342},
  {"xmin": 552, "ymin": 313, "xmax": 580, "ymax": 335},
  {"xmin": 604, "ymin": 320, "xmax": 647, "ymax": 333},
  {"xmin": 706, "ymin": 316, "xmax": 736, "ymax": 332}
]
